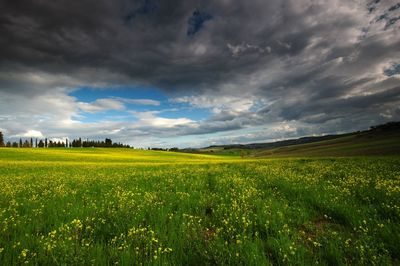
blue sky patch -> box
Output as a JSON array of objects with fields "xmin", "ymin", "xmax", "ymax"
[
  {"xmin": 70, "ymin": 87, "xmax": 210, "ymax": 123},
  {"xmin": 71, "ymin": 86, "xmax": 166, "ymax": 103},
  {"xmin": 383, "ymin": 63, "xmax": 400, "ymax": 76}
]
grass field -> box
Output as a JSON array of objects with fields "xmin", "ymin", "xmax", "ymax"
[
  {"xmin": 193, "ymin": 128, "xmax": 400, "ymax": 158},
  {"xmin": 0, "ymin": 148, "xmax": 399, "ymax": 265},
  {"xmin": 253, "ymin": 130, "xmax": 400, "ymax": 157}
]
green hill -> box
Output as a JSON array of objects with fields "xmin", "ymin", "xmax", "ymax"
[
  {"xmin": 253, "ymin": 126, "xmax": 400, "ymax": 157},
  {"xmin": 183, "ymin": 122, "xmax": 400, "ymax": 157}
]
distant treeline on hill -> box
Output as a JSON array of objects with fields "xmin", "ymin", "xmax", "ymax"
[
  {"xmin": 0, "ymin": 133, "xmax": 130, "ymax": 148},
  {"xmin": 148, "ymin": 147, "xmax": 179, "ymax": 152},
  {"xmin": 369, "ymin": 121, "xmax": 400, "ymax": 131}
]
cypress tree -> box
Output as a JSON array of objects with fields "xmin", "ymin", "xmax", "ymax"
[
  {"xmin": 23, "ymin": 140, "xmax": 30, "ymax": 148},
  {"xmin": 0, "ymin": 131, "xmax": 4, "ymax": 147},
  {"xmin": 38, "ymin": 140, "xmax": 44, "ymax": 148}
]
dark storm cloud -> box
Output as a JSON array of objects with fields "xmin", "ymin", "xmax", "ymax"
[
  {"xmin": 124, "ymin": 0, "xmax": 160, "ymax": 22},
  {"xmin": 187, "ymin": 9, "xmax": 213, "ymax": 36},
  {"xmin": 0, "ymin": 0, "xmax": 326, "ymax": 91},
  {"xmin": 1, "ymin": 0, "xmax": 400, "ymax": 144}
]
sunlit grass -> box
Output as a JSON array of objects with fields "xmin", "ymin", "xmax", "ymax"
[{"xmin": 0, "ymin": 148, "xmax": 399, "ymax": 265}]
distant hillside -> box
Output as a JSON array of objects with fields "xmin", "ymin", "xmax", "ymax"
[
  {"xmin": 181, "ymin": 122, "xmax": 400, "ymax": 157},
  {"xmin": 207, "ymin": 133, "xmax": 354, "ymax": 150},
  {"xmin": 253, "ymin": 123, "xmax": 400, "ymax": 157}
]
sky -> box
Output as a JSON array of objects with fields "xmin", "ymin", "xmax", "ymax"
[{"xmin": 0, "ymin": 0, "xmax": 399, "ymax": 148}]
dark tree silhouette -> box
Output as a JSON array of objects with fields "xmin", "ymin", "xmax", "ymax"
[
  {"xmin": 105, "ymin": 138, "xmax": 112, "ymax": 147},
  {"xmin": 23, "ymin": 140, "xmax": 30, "ymax": 148},
  {"xmin": 0, "ymin": 131, "xmax": 4, "ymax": 147},
  {"xmin": 3, "ymin": 134, "xmax": 129, "ymax": 149},
  {"xmin": 69, "ymin": 138, "xmax": 129, "ymax": 148},
  {"xmin": 38, "ymin": 140, "xmax": 44, "ymax": 148}
]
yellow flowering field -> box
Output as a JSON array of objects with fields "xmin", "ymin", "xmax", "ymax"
[{"xmin": 0, "ymin": 148, "xmax": 399, "ymax": 265}]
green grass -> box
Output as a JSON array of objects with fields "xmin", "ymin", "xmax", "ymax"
[
  {"xmin": 0, "ymin": 148, "xmax": 399, "ymax": 265},
  {"xmin": 254, "ymin": 131, "xmax": 400, "ymax": 157},
  {"xmin": 185, "ymin": 129, "xmax": 400, "ymax": 158}
]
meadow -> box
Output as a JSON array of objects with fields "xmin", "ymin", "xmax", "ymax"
[{"xmin": 0, "ymin": 148, "xmax": 399, "ymax": 265}]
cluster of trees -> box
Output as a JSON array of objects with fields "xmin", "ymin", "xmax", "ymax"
[
  {"xmin": 1, "ymin": 137, "xmax": 68, "ymax": 148},
  {"xmin": 148, "ymin": 147, "xmax": 179, "ymax": 151},
  {"xmin": 70, "ymin": 138, "xmax": 130, "ymax": 148},
  {"xmin": 370, "ymin": 121, "xmax": 400, "ymax": 131},
  {"xmin": 0, "ymin": 132, "xmax": 130, "ymax": 148}
]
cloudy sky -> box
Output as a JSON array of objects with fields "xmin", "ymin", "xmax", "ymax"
[{"xmin": 0, "ymin": 0, "xmax": 399, "ymax": 148}]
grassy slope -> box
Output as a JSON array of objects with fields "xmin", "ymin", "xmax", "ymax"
[
  {"xmin": 0, "ymin": 148, "xmax": 399, "ymax": 265},
  {"xmin": 253, "ymin": 130, "xmax": 400, "ymax": 157},
  {"xmin": 186, "ymin": 125, "xmax": 400, "ymax": 158}
]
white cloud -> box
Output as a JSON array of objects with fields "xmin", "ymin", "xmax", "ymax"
[
  {"xmin": 78, "ymin": 98, "xmax": 125, "ymax": 113},
  {"xmin": 0, "ymin": 88, "xmax": 80, "ymax": 136},
  {"xmin": 78, "ymin": 98, "xmax": 161, "ymax": 113},
  {"xmin": 132, "ymin": 111, "xmax": 194, "ymax": 128},
  {"xmin": 117, "ymin": 98, "xmax": 161, "ymax": 106},
  {"xmin": 49, "ymin": 137, "xmax": 69, "ymax": 143},
  {"xmin": 174, "ymin": 94, "xmax": 258, "ymax": 113},
  {"xmin": 227, "ymin": 43, "xmax": 271, "ymax": 57},
  {"xmin": 271, "ymin": 123, "xmax": 297, "ymax": 133},
  {"xmin": 21, "ymin": 130, "xmax": 44, "ymax": 138}
]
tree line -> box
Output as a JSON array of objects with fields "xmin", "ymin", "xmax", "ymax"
[{"xmin": 0, "ymin": 132, "xmax": 130, "ymax": 148}]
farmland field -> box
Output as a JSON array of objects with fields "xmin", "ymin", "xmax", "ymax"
[{"xmin": 0, "ymin": 148, "xmax": 399, "ymax": 265}]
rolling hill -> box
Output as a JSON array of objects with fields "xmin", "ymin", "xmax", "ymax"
[{"xmin": 183, "ymin": 122, "xmax": 400, "ymax": 157}]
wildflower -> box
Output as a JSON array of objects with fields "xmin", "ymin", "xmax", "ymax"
[{"xmin": 20, "ymin": 249, "xmax": 28, "ymax": 258}]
